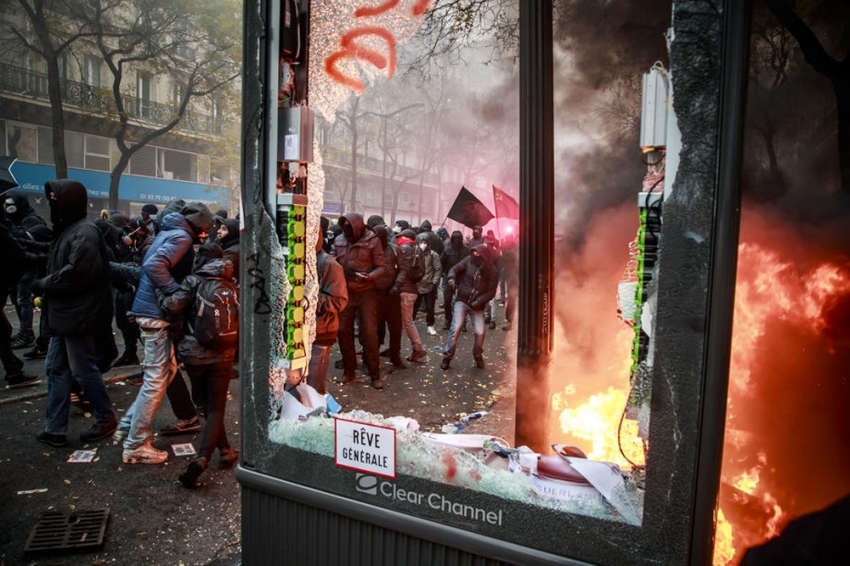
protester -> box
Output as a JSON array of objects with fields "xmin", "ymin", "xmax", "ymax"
[
  {"xmin": 466, "ymin": 225, "xmax": 485, "ymax": 249},
  {"xmin": 140, "ymin": 203, "xmax": 159, "ymax": 235},
  {"xmin": 111, "ymin": 217, "xmax": 153, "ymax": 367},
  {"xmin": 308, "ymin": 218, "xmax": 349, "ymax": 394},
  {"xmin": 116, "ymin": 202, "xmax": 213, "ymax": 464},
  {"xmin": 500, "ymin": 234, "xmax": 519, "ymax": 331},
  {"xmin": 414, "ymin": 233, "xmax": 442, "ymax": 336},
  {"xmin": 331, "ymin": 213, "xmax": 387, "ymax": 389},
  {"xmin": 372, "ymin": 224, "xmax": 406, "ymax": 369},
  {"xmin": 439, "ymin": 230, "xmax": 469, "ymax": 330},
  {"xmin": 5, "ymin": 193, "xmax": 51, "ymax": 351},
  {"xmin": 215, "ymin": 216, "xmax": 241, "ymax": 281},
  {"xmin": 483, "ymin": 230, "xmax": 502, "ymax": 329},
  {"xmin": 392, "ymin": 229, "xmax": 428, "ymax": 364},
  {"xmin": 417, "ymin": 219, "xmax": 444, "ymax": 255},
  {"xmin": 440, "ymin": 244, "xmax": 499, "ymax": 370},
  {"xmin": 32, "ymin": 180, "xmax": 118, "ymax": 446},
  {"xmin": 157, "ymin": 242, "xmax": 239, "ymax": 488},
  {"xmin": 0, "ymin": 221, "xmax": 39, "ymax": 388}
]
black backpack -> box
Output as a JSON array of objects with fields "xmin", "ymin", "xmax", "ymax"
[
  {"xmin": 407, "ymin": 245, "xmax": 425, "ymax": 283},
  {"xmin": 189, "ymin": 277, "xmax": 239, "ymax": 348}
]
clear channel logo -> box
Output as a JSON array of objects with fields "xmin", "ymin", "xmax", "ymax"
[{"xmin": 354, "ymin": 474, "xmax": 505, "ymax": 526}]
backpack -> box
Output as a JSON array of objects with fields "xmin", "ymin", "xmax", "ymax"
[
  {"xmin": 407, "ymin": 245, "xmax": 425, "ymax": 283},
  {"xmin": 189, "ymin": 277, "xmax": 239, "ymax": 348}
]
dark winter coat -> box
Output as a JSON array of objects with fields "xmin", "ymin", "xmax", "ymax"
[
  {"xmin": 6, "ymin": 194, "xmax": 51, "ymax": 243},
  {"xmin": 35, "ymin": 180, "xmax": 113, "ymax": 336},
  {"xmin": 331, "ymin": 212, "xmax": 386, "ymax": 294},
  {"xmin": 446, "ymin": 244, "xmax": 499, "ymax": 311},
  {"xmin": 391, "ymin": 236, "xmax": 420, "ymax": 295},
  {"xmin": 218, "ymin": 218, "xmax": 240, "ymax": 280},
  {"xmin": 131, "ymin": 212, "xmax": 202, "ymax": 320},
  {"xmin": 158, "ymin": 258, "xmax": 237, "ymax": 365},
  {"xmin": 440, "ymin": 231, "xmax": 469, "ymax": 275},
  {"xmin": 315, "ymin": 250, "xmax": 348, "ymax": 345},
  {"xmin": 418, "ymin": 220, "xmax": 444, "ymax": 255},
  {"xmin": 416, "ymin": 237, "xmax": 442, "ymax": 294}
]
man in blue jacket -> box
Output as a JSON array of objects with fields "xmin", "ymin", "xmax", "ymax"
[{"xmin": 118, "ymin": 202, "xmax": 214, "ymax": 464}]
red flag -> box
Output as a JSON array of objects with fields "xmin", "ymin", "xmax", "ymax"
[
  {"xmin": 492, "ymin": 185, "xmax": 519, "ymax": 219},
  {"xmin": 446, "ymin": 186, "xmax": 494, "ymax": 229}
]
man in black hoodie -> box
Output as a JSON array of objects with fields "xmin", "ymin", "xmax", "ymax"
[
  {"xmin": 32, "ymin": 180, "xmax": 118, "ymax": 447},
  {"xmin": 439, "ymin": 231, "xmax": 469, "ymax": 330}
]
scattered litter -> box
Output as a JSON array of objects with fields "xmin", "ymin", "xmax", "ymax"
[
  {"xmin": 441, "ymin": 411, "xmax": 488, "ymax": 434},
  {"xmin": 17, "ymin": 488, "xmax": 48, "ymax": 495},
  {"xmin": 171, "ymin": 443, "xmax": 196, "ymax": 457},
  {"xmin": 67, "ymin": 451, "xmax": 96, "ymax": 463}
]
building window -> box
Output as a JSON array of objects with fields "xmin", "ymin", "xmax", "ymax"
[
  {"xmin": 66, "ymin": 131, "xmax": 84, "ymax": 168},
  {"xmin": 130, "ymin": 145, "xmax": 156, "ymax": 177},
  {"xmin": 84, "ymin": 55, "xmax": 101, "ymax": 87},
  {"xmin": 6, "ymin": 124, "xmax": 37, "ymax": 163},
  {"xmin": 158, "ymin": 148, "xmax": 197, "ymax": 181},
  {"xmin": 85, "ymin": 135, "xmax": 111, "ymax": 171},
  {"xmin": 136, "ymin": 71, "xmax": 152, "ymax": 118}
]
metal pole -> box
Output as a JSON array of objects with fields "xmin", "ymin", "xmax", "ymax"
[
  {"xmin": 515, "ymin": 0, "xmax": 554, "ymax": 451},
  {"xmin": 689, "ymin": 0, "xmax": 752, "ymax": 563}
]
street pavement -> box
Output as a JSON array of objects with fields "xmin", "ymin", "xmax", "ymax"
[{"xmin": 0, "ymin": 300, "xmax": 515, "ymax": 565}]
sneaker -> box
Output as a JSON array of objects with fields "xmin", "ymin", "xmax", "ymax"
[
  {"xmin": 160, "ymin": 416, "xmax": 201, "ymax": 436},
  {"xmin": 123, "ymin": 441, "xmax": 168, "ymax": 465},
  {"xmin": 112, "ymin": 428, "xmax": 129, "ymax": 442},
  {"xmin": 440, "ymin": 358, "xmax": 451, "ymax": 370},
  {"xmin": 474, "ymin": 357, "xmax": 486, "ymax": 369},
  {"xmin": 80, "ymin": 421, "xmax": 118, "ymax": 443},
  {"xmin": 36, "ymin": 430, "xmax": 68, "ymax": 447},
  {"xmin": 427, "ymin": 326, "xmax": 437, "ymax": 336},
  {"xmin": 406, "ymin": 349, "xmax": 427, "ymax": 363},
  {"xmin": 11, "ymin": 334, "xmax": 34, "ymax": 349},
  {"xmin": 371, "ymin": 377, "xmax": 384, "ymax": 390},
  {"xmin": 5, "ymin": 372, "xmax": 40, "ymax": 389},
  {"xmin": 22, "ymin": 346, "xmax": 48, "ymax": 360},
  {"xmin": 113, "ymin": 353, "xmax": 140, "ymax": 367}
]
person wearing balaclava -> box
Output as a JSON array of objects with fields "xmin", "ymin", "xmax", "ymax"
[
  {"xmin": 117, "ymin": 201, "xmax": 214, "ymax": 465},
  {"xmin": 440, "ymin": 230, "xmax": 469, "ymax": 330},
  {"xmin": 440, "ymin": 244, "xmax": 499, "ymax": 371},
  {"xmin": 31, "ymin": 180, "xmax": 118, "ymax": 448},
  {"xmin": 331, "ymin": 212, "xmax": 387, "ymax": 389},
  {"xmin": 4, "ymin": 193, "xmax": 51, "ymax": 351},
  {"xmin": 466, "ymin": 225, "xmax": 485, "ymax": 249},
  {"xmin": 214, "ymin": 216, "xmax": 241, "ymax": 281}
]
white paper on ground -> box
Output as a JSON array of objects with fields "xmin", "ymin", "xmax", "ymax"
[
  {"xmin": 67, "ymin": 450, "xmax": 96, "ymax": 463},
  {"xmin": 171, "ymin": 443, "xmax": 197, "ymax": 457}
]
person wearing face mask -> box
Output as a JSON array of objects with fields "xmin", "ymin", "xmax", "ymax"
[
  {"xmin": 331, "ymin": 212, "xmax": 387, "ymax": 389},
  {"xmin": 413, "ymin": 234, "xmax": 442, "ymax": 336},
  {"xmin": 440, "ymin": 244, "xmax": 499, "ymax": 371},
  {"xmin": 439, "ymin": 230, "xmax": 469, "ymax": 330},
  {"xmin": 4, "ymin": 193, "xmax": 51, "ymax": 352},
  {"xmin": 390, "ymin": 229, "xmax": 428, "ymax": 364},
  {"xmin": 214, "ymin": 216, "xmax": 240, "ymax": 282},
  {"xmin": 466, "ymin": 225, "xmax": 485, "ymax": 249},
  {"xmin": 115, "ymin": 202, "xmax": 214, "ymax": 464},
  {"xmin": 31, "ymin": 180, "xmax": 118, "ymax": 447}
]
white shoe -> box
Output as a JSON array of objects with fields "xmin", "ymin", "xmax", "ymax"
[
  {"xmin": 122, "ymin": 441, "xmax": 168, "ymax": 465},
  {"xmin": 427, "ymin": 326, "xmax": 437, "ymax": 335}
]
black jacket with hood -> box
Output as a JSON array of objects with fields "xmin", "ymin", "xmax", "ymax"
[
  {"xmin": 440, "ymin": 230, "xmax": 469, "ymax": 276},
  {"xmin": 331, "ymin": 212, "xmax": 386, "ymax": 294},
  {"xmin": 35, "ymin": 180, "xmax": 113, "ymax": 336},
  {"xmin": 218, "ymin": 217, "xmax": 241, "ymax": 280}
]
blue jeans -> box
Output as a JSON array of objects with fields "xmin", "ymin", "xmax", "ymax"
[
  {"xmin": 121, "ymin": 325, "xmax": 178, "ymax": 449},
  {"xmin": 44, "ymin": 334, "xmax": 116, "ymax": 434},
  {"xmin": 307, "ymin": 343, "xmax": 333, "ymax": 394},
  {"xmin": 443, "ymin": 301, "xmax": 485, "ymax": 361}
]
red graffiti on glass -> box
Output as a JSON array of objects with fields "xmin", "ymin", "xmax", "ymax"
[{"xmin": 325, "ymin": 1, "xmax": 431, "ymax": 93}]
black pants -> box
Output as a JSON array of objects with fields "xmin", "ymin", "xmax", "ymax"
[
  {"xmin": 186, "ymin": 361, "xmax": 233, "ymax": 461},
  {"xmin": 338, "ymin": 288, "xmax": 381, "ymax": 378},
  {"xmin": 377, "ymin": 291, "xmax": 402, "ymax": 360},
  {"xmin": 414, "ymin": 286, "xmax": 438, "ymax": 327},
  {"xmin": 0, "ymin": 290, "xmax": 24, "ymax": 377}
]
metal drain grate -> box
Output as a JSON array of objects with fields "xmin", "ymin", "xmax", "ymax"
[{"xmin": 24, "ymin": 508, "xmax": 109, "ymax": 553}]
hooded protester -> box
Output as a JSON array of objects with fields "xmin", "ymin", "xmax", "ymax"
[
  {"xmin": 110, "ymin": 217, "xmax": 153, "ymax": 367},
  {"xmin": 331, "ymin": 212, "xmax": 387, "ymax": 389},
  {"xmin": 215, "ymin": 216, "xmax": 241, "ymax": 281},
  {"xmin": 140, "ymin": 203, "xmax": 160, "ymax": 236},
  {"xmin": 440, "ymin": 244, "xmax": 499, "ymax": 370},
  {"xmin": 157, "ymin": 241, "xmax": 240, "ymax": 488},
  {"xmin": 439, "ymin": 230, "xmax": 470, "ymax": 330},
  {"xmin": 31, "ymin": 180, "xmax": 118, "ymax": 447},
  {"xmin": 391, "ymin": 229, "xmax": 428, "ymax": 364},
  {"xmin": 372, "ymin": 224, "xmax": 406, "ymax": 369},
  {"xmin": 418, "ymin": 219, "xmax": 444, "ymax": 256},
  {"xmin": 4, "ymin": 193, "xmax": 51, "ymax": 351},
  {"xmin": 117, "ymin": 202, "xmax": 214, "ymax": 465},
  {"xmin": 414, "ymin": 233, "xmax": 442, "ymax": 336}
]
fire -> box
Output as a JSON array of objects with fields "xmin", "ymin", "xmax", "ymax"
[
  {"xmin": 713, "ymin": 510, "xmax": 735, "ymax": 566},
  {"xmin": 555, "ymin": 386, "xmax": 645, "ymax": 468}
]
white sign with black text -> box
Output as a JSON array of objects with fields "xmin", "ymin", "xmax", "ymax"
[{"xmin": 335, "ymin": 418, "xmax": 396, "ymax": 479}]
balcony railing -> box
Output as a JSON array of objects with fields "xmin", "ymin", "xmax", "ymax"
[{"xmin": 0, "ymin": 62, "xmax": 223, "ymax": 136}]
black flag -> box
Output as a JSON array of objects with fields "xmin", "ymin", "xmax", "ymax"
[{"xmin": 446, "ymin": 187, "xmax": 494, "ymax": 229}]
